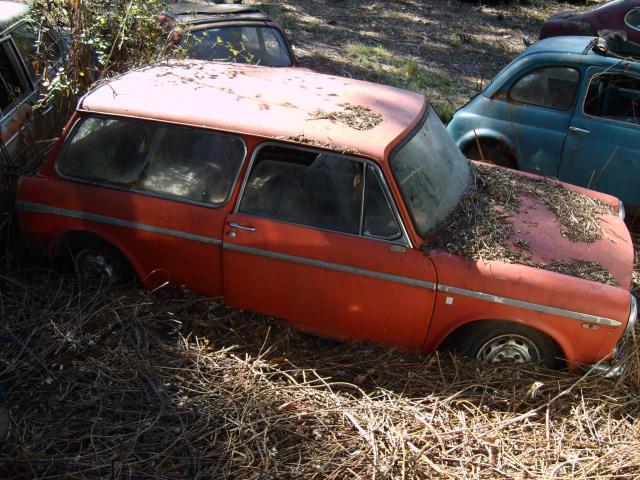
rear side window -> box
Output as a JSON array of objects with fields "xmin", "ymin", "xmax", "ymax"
[
  {"xmin": 12, "ymin": 23, "xmax": 63, "ymax": 81},
  {"xmin": 57, "ymin": 116, "xmax": 245, "ymax": 205},
  {"xmin": 238, "ymin": 145, "xmax": 401, "ymax": 239},
  {"xmin": 584, "ymin": 73, "xmax": 640, "ymax": 126},
  {"xmin": 185, "ymin": 26, "xmax": 293, "ymax": 67},
  {"xmin": 0, "ymin": 39, "xmax": 32, "ymax": 112},
  {"xmin": 509, "ymin": 67, "xmax": 579, "ymax": 110}
]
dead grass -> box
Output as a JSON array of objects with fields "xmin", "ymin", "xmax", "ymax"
[
  {"xmin": 1, "ymin": 261, "xmax": 640, "ymax": 479},
  {"xmin": 429, "ymin": 164, "xmax": 617, "ymax": 285}
]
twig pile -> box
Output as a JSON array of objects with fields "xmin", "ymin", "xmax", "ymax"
[
  {"xmin": 309, "ymin": 103, "xmax": 383, "ymax": 130},
  {"xmin": 1, "ymin": 264, "xmax": 640, "ymax": 479},
  {"xmin": 430, "ymin": 164, "xmax": 617, "ymax": 285}
]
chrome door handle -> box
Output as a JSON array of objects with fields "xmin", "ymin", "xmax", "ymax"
[
  {"xmin": 568, "ymin": 126, "xmax": 591, "ymax": 135},
  {"xmin": 228, "ymin": 222, "xmax": 256, "ymax": 231}
]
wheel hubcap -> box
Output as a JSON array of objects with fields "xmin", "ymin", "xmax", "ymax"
[
  {"xmin": 78, "ymin": 251, "xmax": 117, "ymax": 285},
  {"xmin": 477, "ymin": 334, "xmax": 541, "ymax": 365}
]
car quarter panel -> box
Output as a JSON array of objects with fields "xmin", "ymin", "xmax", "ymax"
[
  {"xmin": 424, "ymin": 252, "xmax": 631, "ymax": 365},
  {"xmin": 17, "ymin": 175, "xmax": 231, "ymax": 297}
]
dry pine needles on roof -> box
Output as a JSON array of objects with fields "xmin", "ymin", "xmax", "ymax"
[
  {"xmin": 1, "ymin": 267, "xmax": 640, "ymax": 479},
  {"xmin": 429, "ymin": 163, "xmax": 617, "ymax": 285},
  {"xmin": 274, "ymin": 133, "xmax": 362, "ymax": 155},
  {"xmin": 309, "ymin": 103, "xmax": 383, "ymax": 130}
]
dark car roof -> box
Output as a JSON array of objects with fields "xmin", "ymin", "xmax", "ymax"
[{"xmin": 166, "ymin": 2, "xmax": 271, "ymax": 24}]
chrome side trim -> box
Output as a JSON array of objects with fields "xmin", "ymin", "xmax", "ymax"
[
  {"xmin": 437, "ymin": 284, "xmax": 622, "ymax": 327},
  {"xmin": 16, "ymin": 201, "xmax": 222, "ymax": 246},
  {"xmin": 225, "ymin": 244, "xmax": 622, "ymax": 326},
  {"xmin": 223, "ymin": 243, "xmax": 436, "ymax": 290},
  {"xmin": 625, "ymin": 294, "xmax": 637, "ymax": 336}
]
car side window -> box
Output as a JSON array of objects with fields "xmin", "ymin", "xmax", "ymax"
[
  {"xmin": 57, "ymin": 116, "xmax": 245, "ymax": 205},
  {"xmin": 11, "ymin": 23, "xmax": 37, "ymax": 81},
  {"xmin": 0, "ymin": 39, "xmax": 32, "ymax": 112},
  {"xmin": 11, "ymin": 23, "xmax": 62, "ymax": 81},
  {"xmin": 509, "ymin": 67, "xmax": 579, "ymax": 111},
  {"xmin": 239, "ymin": 144, "xmax": 401, "ymax": 240},
  {"xmin": 584, "ymin": 73, "xmax": 640, "ymax": 126}
]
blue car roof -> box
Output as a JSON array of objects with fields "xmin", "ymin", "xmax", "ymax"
[{"xmin": 520, "ymin": 36, "xmax": 597, "ymax": 57}]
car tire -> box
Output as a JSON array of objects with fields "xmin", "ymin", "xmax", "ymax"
[
  {"xmin": 453, "ymin": 322, "xmax": 563, "ymax": 368},
  {"xmin": 74, "ymin": 244, "xmax": 129, "ymax": 287},
  {"xmin": 463, "ymin": 142, "xmax": 517, "ymax": 170}
]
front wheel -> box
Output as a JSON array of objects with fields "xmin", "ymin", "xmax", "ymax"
[{"xmin": 453, "ymin": 322, "xmax": 563, "ymax": 368}]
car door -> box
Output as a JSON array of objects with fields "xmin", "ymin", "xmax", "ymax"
[
  {"xmin": 222, "ymin": 143, "xmax": 438, "ymax": 350},
  {"xmin": 559, "ymin": 67, "xmax": 640, "ymax": 209},
  {"xmin": 489, "ymin": 64, "xmax": 581, "ymax": 176}
]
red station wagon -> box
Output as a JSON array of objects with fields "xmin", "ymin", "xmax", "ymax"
[{"xmin": 16, "ymin": 61, "xmax": 637, "ymax": 371}]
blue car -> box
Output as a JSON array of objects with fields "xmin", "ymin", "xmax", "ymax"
[{"xmin": 447, "ymin": 35, "xmax": 640, "ymax": 210}]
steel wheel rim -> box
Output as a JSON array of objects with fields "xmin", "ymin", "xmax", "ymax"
[
  {"xmin": 476, "ymin": 334, "xmax": 541, "ymax": 365},
  {"xmin": 77, "ymin": 251, "xmax": 117, "ymax": 285}
]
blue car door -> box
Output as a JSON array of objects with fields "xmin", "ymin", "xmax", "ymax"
[
  {"xmin": 559, "ymin": 67, "xmax": 640, "ymax": 209},
  {"xmin": 486, "ymin": 64, "xmax": 581, "ymax": 176}
]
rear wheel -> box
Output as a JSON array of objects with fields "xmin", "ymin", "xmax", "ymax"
[{"xmin": 74, "ymin": 245, "xmax": 129, "ymax": 287}]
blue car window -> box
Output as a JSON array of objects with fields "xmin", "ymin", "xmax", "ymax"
[
  {"xmin": 584, "ymin": 73, "xmax": 640, "ymax": 126},
  {"xmin": 509, "ymin": 67, "xmax": 579, "ymax": 111}
]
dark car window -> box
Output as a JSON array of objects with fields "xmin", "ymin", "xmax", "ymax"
[
  {"xmin": 12, "ymin": 23, "xmax": 63, "ymax": 81},
  {"xmin": 363, "ymin": 165, "xmax": 401, "ymax": 239},
  {"xmin": 185, "ymin": 26, "xmax": 292, "ymax": 67},
  {"xmin": 239, "ymin": 145, "xmax": 401, "ymax": 239},
  {"xmin": 57, "ymin": 116, "xmax": 245, "ymax": 205},
  {"xmin": 0, "ymin": 40, "xmax": 32, "ymax": 113},
  {"xmin": 584, "ymin": 73, "xmax": 640, "ymax": 126},
  {"xmin": 509, "ymin": 67, "xmax": 579, "ymax": 111}
]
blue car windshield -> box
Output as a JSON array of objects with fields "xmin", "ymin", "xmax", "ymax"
[
  {"xmin": 184, "ymin": 26, "xmax": 293, "ymax": 67},
  {"xmin": 390, "ymin": 108, "xmax": 470, "ymax": 237}
]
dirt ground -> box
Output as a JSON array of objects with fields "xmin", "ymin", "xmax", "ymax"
[{"xmin": 248, "ymin": 0, "xmax": 594, "ymax": 119}]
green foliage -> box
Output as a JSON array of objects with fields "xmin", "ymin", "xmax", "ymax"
[{"xmin": 29, "ymin": 0, "xmax": 176, "ymax": 119}]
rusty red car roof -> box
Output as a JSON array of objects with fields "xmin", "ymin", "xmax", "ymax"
[{"xmin": 79, "ymin": 61, "xmax": 427, "ymax": 159}]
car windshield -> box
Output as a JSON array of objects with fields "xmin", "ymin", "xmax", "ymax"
[
  {"xmin": 390, "ymin": 108, "xmax": 470, "ymax": 237},
  {"xmin": 184, "ymin": 26, "xmax": 293, "ymax": 67}
]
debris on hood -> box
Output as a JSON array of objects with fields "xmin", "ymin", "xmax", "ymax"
[
  {"xmin": 309, "ymin": 103, "xmax": 383, "ymax": 131},
  {"xmin": 427, "ymin": 163, "xmax": 618, "ymax": 286}
]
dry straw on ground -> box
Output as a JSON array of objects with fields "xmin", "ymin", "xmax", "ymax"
[
  {"xmin": 429, "ymin": 164, "xmax": 617, "ymax": 285},
  {"xmin": 1, "ymin": 262, "xmax": 640, "ymax": 479}
]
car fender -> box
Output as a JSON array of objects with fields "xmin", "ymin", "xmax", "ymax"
[
  {"xmin": 49, "ymin": 226, "xmax": 148, "ymax": 284},
  {"xmin": 455, "ymin": 127, "xmax": 518, "ymax": 156}
]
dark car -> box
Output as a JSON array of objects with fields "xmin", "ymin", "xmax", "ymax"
[
  {"xmin": 540, "ymin": 0, "xmax": 640, "ymax": 46},
  {"xmin": 0, "ymin": 1, "xmax": 65, "ymax": 170},
  {"xmin": 161, "ymin": 2, "xmax": 296, "ymax": 67}
]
